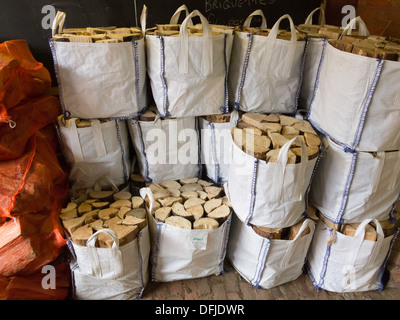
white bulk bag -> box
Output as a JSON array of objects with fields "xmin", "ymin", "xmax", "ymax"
[
  {"xmin": 228, "ymin": 12, "xmax": 306, "ymax": 114},
  {"xmin": 307, "ymin": 17, "xmax": 400, "ymax": 152},
  {"xmin": 226, "ymin": 136, "xmax": 318, "ymax": 228},
  {"xmin": 69, "ymin": 227, "xmax": 151, "ymax": 300},
  {"xmin": 127, "ymin": 116, "xmax": 200, "ymax": 183},
  {"xmin": 310, "ymin": 137, "xmax": 400, "ymax": 224},
  {"xmin": 140, "ymin": 187, "xmax": 231, "ymax": 282},
  {"xmin": 297, "ymin": 7, "xmax": 326, "ymax": 111},
  {"xmin": 306, "ymin": 218, "xmax": 397, "ymax": 292},
  {"xmin": 227, "ymin": 213, "xmax": 315, "ymax": 289},
  {"xmin": 58, "ymin": 118, "xmax": 131, "ymax": 190},
  {"xmin": 199, "ymin": 111, "xmax": 239, "ymax": 184},
  {"xmin": 145, "ymin": 10, "xmax": 233, "ymax": 118},
  {"xmin": 49, "ymin": 11, "xmax": 148, "ymax": 119}
]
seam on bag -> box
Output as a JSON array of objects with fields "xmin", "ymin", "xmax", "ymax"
[
  {"xmin": 378, "ymin": 229, "xmax": 400, "ymax": 290},
  {"xmin": 334, "ymin": 152, "xmax": 358, "ymax": 224},
  {"xmin": 245, "ymin": 159, "xmax": 259, "ymax": 225},
  {"xmin": 208, "ymin": 122, "xmax": 222, "ymax": 184},
  {"xmin": 195, "ymin": 117, "xmax": 203, "ymax": 179},
  {"xmin": 317, "ymin": 235, "xmax": 333, "ymax": 289},
  {"xmin": 136, "ymin": 231, "xmax": 145, "ymax": 299},
  {"xmin": 158, "ymin": 36, "xmax": 170, "ymax": 118},
  {"xmin": 132, "ymin": 40, "xmax": 144, "ymax": 115},
  {"xmin": 48, "ymin": 39, "xmax": 68, "ymax": 117},
  {"xmin": 251, "ymin": 238, "xmax": 270, "ymax": 288},
  {"xmin": 350, "ymin": 59, "xmax": 384, "ymax": 150},
  {"xmin": 234, "ymin": 34, "xmax": 253, "ymax": 111},
  {"xmin": 305, "ymin": 152, "xmax": 322, "ymax": 211},
  {"xmin": 115, "ymin": 120, "xmax": 129, "ymax": 184},
  {"xmin": 152, "ymin": 222, "xmax": 163, "ymax": 281},
  {"xmin": 135, "ymin": 120, "xmax": 152, "ymax": 183},
  {"xmin": 304, "ymin": 260, "xmax": 321, "ymax": 290},
  {"xmin": 218, "ymin": 216, "xmax": 232, "ymax": 274},
  {"xmin": 293, "ymin": 36, "xmax": 309, "ymax": 116},
  {"xmin": 305, "ymin": 38, "xmax": 327, "ymax": 119},
  {"xmin": 221, "ymin": 33, "xmax": 230, "ymax": 114}
]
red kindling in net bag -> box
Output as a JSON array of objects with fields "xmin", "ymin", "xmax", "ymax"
[
  {"xmin": 0, "ymin": 95, "xmax": 61, "ymax": 161},
  {"xmin": 0, "ymin": 40, "xmax": 52, "ymax": 122}
]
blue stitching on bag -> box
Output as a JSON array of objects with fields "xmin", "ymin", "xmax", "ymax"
[
  {"xmin": 158, "ymin": 36, "xmax": 170, "ymax": 118},
  {"xmin": 134, "ymin": 120, "xmax": 152, "ymax": 183},
  {"xmin": 136, "ymin": 231, "xmax": 145, "ymax": 299},
  {"xmin": 132, "ymin": 40, "xmax": 144, "ymax": 115},
  {"xmin": 305, "ymin": 149, "xmax": 322, "ymax": 211},
  {"xmin": 305, "ymin": 38, "xmax": 328, "ymax": 120},
  {"xmin": 378, "ymin": 229, "xmax": 400, "ymax": 290},
  {"xmin": 152, "ymin": 222, "xmax": 163, "ymax": 281},
  {"xmin": 234, "ymin": 34, "xmax": 253, "ymax": 111},
  {"xmin": 317, "ymin": 231, "xmax": 333, "ymax": 290},
  {"xmin": 334, "ymin": 152, "xmax": 358, "ymax": 224},
  {"xmin": 252, "ymin": 238, "xmax": 271, "ymax": 288},
  {"xmin": 220, "ymin": 34, "xmax": 230, "ymax": 114},
  {"xmin": 245, "ymin": 159, "xmax": 258, "ymax": 226},
  {"xmin": 351, "ymin": 59, "xmax": 384, "ymax": 150}
]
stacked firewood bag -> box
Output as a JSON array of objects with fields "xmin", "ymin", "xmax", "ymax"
[
  {"xmin": 226, "ymin": 112, "xmax": 320, "ymax": 289},
  {"xmin": 0, "ymin": 40, "xmax": 71, "ymax": 300},
  {"xmin": 49, "ymin": 10, "xmax": 151, "ymax": 299},
  {"xmin": 305, "ymin": 16, "xmax": 400, "ymax": 292}
]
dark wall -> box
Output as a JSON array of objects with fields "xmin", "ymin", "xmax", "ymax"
[{"xmin": 0, "ymin": 0, "xmax": 322, "ymax": 86}]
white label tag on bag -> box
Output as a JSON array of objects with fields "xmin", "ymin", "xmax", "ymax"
[{"xmin": 189, "ymin": 232, "xmax": 208, "ymax": 250}]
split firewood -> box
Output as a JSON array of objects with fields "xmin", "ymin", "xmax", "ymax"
[
  {"xmin": 171, "ymin": 202, "xmax": 193, "ymax": 220},
  {"xmin": 204, "ymin": 198, "xmax": 223, "ymax": 214},
  {"xmin": 198, "ymin": 179, "xmax": 213, "ymax": 187},
  {"xmin": 71, "ymin": 225, "xmax": 93, "ymax": 246},
  {"xmin": 89, "ymin": 219, "xmax": 104, "ymax": 231},
  {"xmin": 207, "ymin": 204, "xmax": 230, "ymax": 223},
  {"xmin": 237, "ymin": 120, "xmax": 263, "ymax": 135},
  {"xmin": 160, "ymin": 179, "xmax": 182, "ymax": 189},
  {"xmin": 126, "ymin": 208, "xmax": 147, "ymax": 220},
  {"xmin": 147, "ymin": 182, "xmax": 165, "ymax": 193},
  {"xmin": 204, "ymin": 186, "xmax": 223, "ymax": 199},
  {"xmin": 60, "ymin": 209, "xmax": 78, "ymax": 221},
  {"xmin": 281, "ymin": 125, "xmax": 300, "ymax": 136},
  {"xmin": 103, "ymin": 216, "xmax": 122, "ymax": 228},
  {"xmin": 159, "ymin": 196, "xmax": 183, "ymax": 207},
  {"xmin": 152, "ymin": 188, "xmax": 172, "ymax": 200},
  {"xmin": 164, "ymin": 216, "xmax": 192, "ymax": 229},
  {"xmin": 184, "ymin": 197, "xmax": 206, "ymax": 209},
  {"xmin": 62, "ymin": 216, "xmax": 86, "ymax": 236},
  {"xmin": 98, "ymin": 207, "xmax": 118, "ymax": 221},
  {"xmin": 82, "ymin": 209, "xmax": 100, "ymax": 224},
  {"xmin": 279, "ymin": 115, "xmax": 301, "ymax": 126},
  {"xmin": 186, "ymin": 205, "xmax": 204, "ymax": 220},
  {"xmin": 130, "ymin": 173, "xmax": 146, "ymax": 188},
  {"xmin": 113, "ymin": 191, "xmax": 132, "ymax": 201},
  {"xmin": 121, "ymin": 216, "xmax": 147, "ymax": 230},
  {"xmin": 241, "ymin": 113, "xmax": 282, "ymax": 133},
  {"xmin": 180, "ymin": 177, "xmax": 198, "ymax": 185},
  {"xmin": 341, "ymin": 223, "xmax": 377, "ymax": 241},
  {"xmin": 292, "ymin": 120, "xmax": 317, "ymax": 135},
  {"xmin": 370, "ymin": 220, "xmax": 396, "ymax": 237},
  {"xmin": 268, "ymin": 132, "xmax": 290, "ymax": 149},
  {"xmin": 88, "ymin": 190, "xmax": 114, "ymax": 202},
  {"xmin": 77, "ymin": 202, "xmax": 93, "ymax": 216},
  {"xmin": 304, "ymin": 132, "xmax": 321, "ymax": 147},
  {"xmin": 168, "ymin": 188, "xmax": 181, "ymax": 197},
  {"xmin": 181, "ymin": 191, "xmax": 199, "ymax": 200},
  {"xmin": 203, "ymin": 114, "xmax": 231, "ymax": 123},
  {"xmin": 97, "ymin": 224, "xmax": 139, "ymax": 248},
  {"xmin": 180, "ymin": 183, "xmax": 203, "ymax": 192},
  {"xmin": 193, "ymin": 217, "xmax": 219, "ymax": 229},
  {"xmin": 117, "ymin": 206, "xmax": 132, "ymax": 219},
  {"xmin": 91, "ymin": 202, "xmax": 109, "ymax": 210},
  {"xmin": 197, "ymin": 190, "xmax": 208, "ymax": 200},
  {"xmin": 155, "ymin": 207, "xmax": 172, "ymax": 222},
  {"xmin": 110, "ymin": 199, "xmax": 132, "ymax": 210},
  {"xmin": 61, "ymin": 202, "xmax": 77, "ymax": 213},
  {"xmin": 131, "ymin": 196, "xmax": 145, "ymax": 209},
  {"xmin": 252, "ymin": 225, "xmax": 283, "ymax": 239},
  {"xmin": 266, "ymin": 149, "xmax": 296, "ymax": 164},
  {"xmin": 221, "ymin": 196, "xmax": 232, "ymax": 208}
]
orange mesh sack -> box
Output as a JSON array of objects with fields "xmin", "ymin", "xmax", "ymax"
[
  {"xmin": 0, "ymin": 125, "xmax": 69, "ymax": 219},
  {"xmin": 0, "ymin": 40, "xmax": 52, "ymax": 122},
  {"xmin": 0, "ymin": 96, "xmax": 61, "ymax": 160}
]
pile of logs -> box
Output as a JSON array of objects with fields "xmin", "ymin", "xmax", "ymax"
[
  {"xmin": 60, "ymin": 190, "xmax": 147, "ymax": 248},
  {"xmin": 146, "ymin": 23, "xmax": 234, "ymax": 37},
  {"xmin": 53, "ymin": 26, "xmax": 143, "ymax": 43},
  {"xmin": 232, "ymin": 113, "xmax": 321, "ymax": 163},
  {"xmin": 251, "ymin": 218, "xmax": 312, "ymax": 240},
  {"xmin": 146, "ymin": 177, "xmax": 231, "ymax": 230}
]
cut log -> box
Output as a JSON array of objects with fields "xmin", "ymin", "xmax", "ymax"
[
  {"xmin": 110, "ymin": 199, "xmax": 132, "ymax": 209},
  {"xmin": 264, "ymin": 114, "xmax": 280, "ymax": 123},
  {"xmin": 237, "ymin": 120, "xmax": 264, "ymax": 135},
  {"xmin": 91, "ymin": 201, "xmax": 109, "ymax": 210},
  {"xmin": 62, "ymin": 216, "xmax": 86, "ymax": 236},
  {"xmin": 168, "ymin": 188, "xmax": 181, "ymax": 197},
  {"xmin": 204, "ymin": 198, "xmax": 223, "ymax": 214},
  {"xmin": 83, "ymin": 199, "xmax": 99, "ymax": 204},
  {"xmin": 180, "ymin": 183, "xmax": 203, "ymax": 192},
  {"xmin": 208, "ymin": 204, "xmax": 230, "ymax": 223},
  {"xmin": 117, "ymin": 206, "xmax": 132, "ymax": 219},
  {"xmin": 130, "ymin": 173, "xmax": 146, "ymax": 188},
  {"xmin": 113, "ymin": 191, "xmax": 132, "ymax": 201},
  {"xmin": 88, "ymin": 190, "xmax": 114, "ymax": 201},
  {"xmin": 97, "ymin": 224, "xmax": 138, "ymax": 248},
  {"xmin": 98, "ymin": 207, "xmax": 118, "ymax": 221},
  {"xmin": 164, "ymin": 216, "xmax": 192, "ymax": 229},
  {"xmin": 61, "ymin": 202, "xmax": 77, "ymax": 213},
  {"xmin": 204, "ymin": 186, "xmax": 223, "ymax": 199},
  {"xmin": 198, "ymin": 179, "xmax": 213, "ymax": 187},
  {"xmin": 59, "ymin": 208, "xmax": 78, "ymax": 221},
  {"xmin": 193, "ymin": 217, "xmax": 219, "ymax": 229},
  {"xmin": 370, "ymin": 220, "xmax": 397, "ymax": 237},
  {"xmin": 268, "ymin": 132, "xmax": 290, "ymax": 149},
  {"xmin": 82, "ymin": 209, "xmax": 100, "ymax": 224},
  {"xmin": 281, "ymin": 125, "xmax": 300, "ymax": 136},
  {"xmin": 304, "ymin": 132, "xmax": 321, "ymax": 147},
  {"xmin": 152, "ymin": 189, "xmax": 172, "ymax": 200},
  {"xmin": 160, "ymin": 179, "xmax": 182, "ymax": 189},
  {"xmin": 203, "ymin": 114, "xmax": 231, "ymax": 123},
  {"xmin": 221, "ymin": 196, "xmax": 232, "ymax": 208},
  {"xmin": 266, "ymin": 148, "xmax": 296, "ymax": 164},
  {"xmin": 155, "ymin": 207, "xmax": 172, "ymax": 222},
  {"xmin": 171, "ymin": 202, "xmax": 193, "ymax": 220},
  {"xmin": 139, "ymin": 109, "xmax": 157, "ymax": 121},
  {"xmin": 71, "ymin": 225, "xmax": 93, "ymax": 246},
  {"xmin": 121, "ymin": 215, "xmax": 147, "ymax": 230},
  {"xmin": 159, "ymin": 196, "xmax": 183, "ymax": 207},
  {"xmin": 341, "ymin": 223, "xmax": 377, "ymax": 241},
  {"xmin": 179, "ymin": 177, "xmax": 198, "ymax": 184},
  {"xmin": 103, "ymin": 216, "xmax": 122, "ymax": 228},
  {"xmin": 126, "ymin": 208, "xmax": 147, "ymax": 220},
  {"xmin": 77, "ymin": 202, "xmax": 93, "ymax": 216},
  {"xmin": 186, "ymin": 205, "xmax": 204, "ymax": 220},
  {"xmin": 184, "ymin": 197, "xmax": 206, "ymax": 209},
  {"xmin": 131, "ymin": 196, "xmax": 144, "ymax": 209},
  {"xmin": 252, "ymin": 225, "xmax": 282, "ymax": 239},
  {"xmin": 181, "ymin": 191, "xmax": 199, "ymax": 200},
  {"xmin": 278, "ymin": 115, "xmax": 301, "ymax": 126},
  {"xmin": 241, "ymin": 113, "xmax": 282, "ymax": 133},
  {"xmin": 148, "ymin": 182, "xmax": 165, "ymax": 193},
  {"xmin": 292, "ymin": 120, "xmax": 316, "ymax": 135},
  {"xmin": 89, "ymin": 219, "xmax": 104, "ymax": 231},
  {"xmin": 197, "ymin": 190, "xmax": 208, "ymax": 200}
]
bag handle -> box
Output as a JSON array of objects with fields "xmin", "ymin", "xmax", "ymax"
[
  {"xmin": 243, "ymin": 9, "xmax": 267, "ymax": 29},
  {"xmin": 170, "ymin": 4, "xmax": 192, "ymax": 25},
  {"xmin": 340, "ymin": 16, "xmax": 370, "ymax": 38},
  {"xmin": 281, "ymin": 219, "xmax": 316, "ymax": 267},
  {"xmin": 85, "ymin": 228, "xmax": 124, "ymax": 279},
  {"xmin": 91, "ymin": 120, "xmax": 107, "ymax": 158},
  {"xmin": 52, "ymin": 11, "xmax": 66, "ymax": 36},
  {"xmin": 271, "ymin": 136, "xmax": 308, "ymax": 201},
  {"xmin": 263, "ymin": 14, "xmax": 298, "ymax": 78},
  {"xmin": 304, "ymin": 7, "xmax": 326, "ymax": 26},
  {"xmin": 346, "ymin": 218, "xmax": 384, "ymax": 267},
  {"xmin": 179, "ymin": 10, "xmax": 213, "ymax": 76},
  {"xmin": 66, "ymin": 118, "xmax": 85, "ymax": 163}
]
